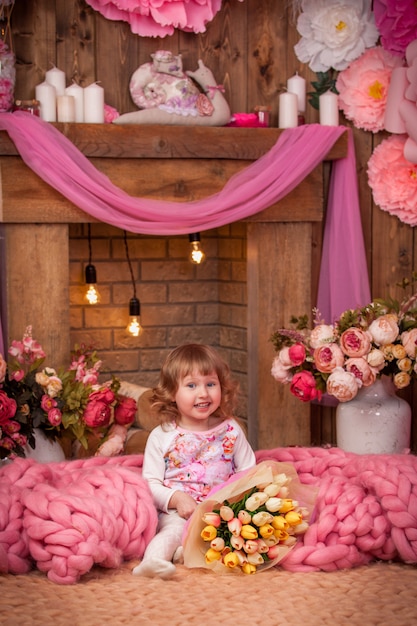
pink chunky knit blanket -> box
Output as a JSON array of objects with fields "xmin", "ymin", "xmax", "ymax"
[
  {"xmin": 0, "ymin": 455, "xmax": 158, "ymax": 584},
  {"xmin": 1, "ymin": 447, "xmax": 416, "ymax": 584},
  {"xmin": 256, "ymin": 447, "xmax": 417, "ymax": 572}
]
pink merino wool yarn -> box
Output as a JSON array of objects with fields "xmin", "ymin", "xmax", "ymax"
[
  {"xmin": 0, "ymin": 455, "xmax": 158, "ymax": 584},
  {"xmin": 256, "ymin": 447, "xmax": 417, "ymax": 572}
]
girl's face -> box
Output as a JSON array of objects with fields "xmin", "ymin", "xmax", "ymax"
[{"xmin": 174, "ymin": 369, "xmax": 221, "ymax": 430}]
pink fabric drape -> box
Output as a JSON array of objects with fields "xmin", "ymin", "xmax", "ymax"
[
  {"xmin": 317, "ymin": 130, "xmax": 371, "ymax": 323},
  {"xmin": 0, "ymin": 112, "xmax": 370, "ymax": 348},
  {"xmin": 0, "ymin": 112, "xmax": 345, "ymax": 234}
]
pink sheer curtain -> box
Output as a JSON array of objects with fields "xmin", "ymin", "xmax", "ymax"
[
  {"xmin": 0, "ymin": 112, "xmax": 370, "ymax": 351},
  {"xmin": 317, "ymin": 130, "xmax": 371, "ymax": 323}
]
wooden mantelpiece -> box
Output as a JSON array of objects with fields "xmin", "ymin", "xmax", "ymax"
[{"xmin": 0, "ymin": 124, "xmax": 347, "ymax": 450}]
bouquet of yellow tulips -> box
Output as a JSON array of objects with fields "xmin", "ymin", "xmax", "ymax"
[{"xmin": 182, "ymin": 460, "xmax": 317, "ymax": 574}]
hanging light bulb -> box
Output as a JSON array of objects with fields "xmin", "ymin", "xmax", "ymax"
[
  {"xmin": 84, "ymin": 264, "xmax": 101, "ymax": 305},
  {"xmin": 188, "ymin": 233, "xmax": 206, "ymax": 265},
  {"xmin": 124, "ymin": 230, "xmax": 142, "ymax": 337},
  {"xmin": 127, "ymin": 297, "xmax": 142, "ymax": 337},
  {"xmin": 84, "ymin": 225, "xmax": 101, "ymax": 305}
]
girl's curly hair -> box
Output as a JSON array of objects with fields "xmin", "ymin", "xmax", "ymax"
[{"xmin": 151, "ymin": 344, "xmax": 239, "ymax": 425}]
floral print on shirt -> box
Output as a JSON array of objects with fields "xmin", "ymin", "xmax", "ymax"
[{"xmin": 163, "ymin": 420, "xmax": 238, "ymax": 502}]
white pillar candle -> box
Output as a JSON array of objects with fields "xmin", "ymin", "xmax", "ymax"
[
  {"xmin": 278, "ymin": 92, "xmax": 298, "ymax": 128},
  {"xmin": 57, "ymin": 95, "xmax": 75, "ymax": 122},
  {"xmin": 287, "ymin": 72, "xmax": 306, "ymax": 113},
  {"xmin": 319, "ymin": 91, "xmax": 339, "ymax": 126},
  {"xmin": 35, "ymin": 81, "xmax": 56, "ymax": 122},
  {"xmin": 84, "ymin": 82, "xmax": 104, "ymax": 123},
  {"xmin": 384, "ymin": 68, "xmax": 408, "ymax": 134},
  {"xmin": 45, "ymin": 66, "xmax": 66, "ymax": 97},
  {"xmin": 65, "ymin": 82, "xmax": 84, "ymax": 122}
]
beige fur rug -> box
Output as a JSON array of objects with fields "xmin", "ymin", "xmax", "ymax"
[{"xmin": 1, "ymin": 560, "xmax": 416, "ymax": 626}]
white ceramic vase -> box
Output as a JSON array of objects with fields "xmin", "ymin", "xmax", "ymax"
[
  {"xmin": 24, "ymin": 428, "xmax": 66, "ymax": 463},
  {"xmin": 336, "ymin": 376, "xmax": 411, "ymax": 454}
]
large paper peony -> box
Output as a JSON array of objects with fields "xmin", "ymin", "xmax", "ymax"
[
  {"xmin": 85, "ymin": 0, "xmax": 237, "ymax": 37},
  {"xmin": 336, "ymin": 46, "xmax": 403, "ymax": 133},
  {"xmin": 293, "ymin": 0, "xmax": 379, "ymax": 72},
  {"xmin": 373, "ymin": 0, "xmax": 417, "ymax": 57},
  {"xmin": 367, "ymin": 135, "xmax": 417, "ymax": 226}
]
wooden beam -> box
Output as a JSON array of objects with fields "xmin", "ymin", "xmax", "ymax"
[{"xmin": 0, "ymin": 123, "xmax": 347, "ymax": 160}]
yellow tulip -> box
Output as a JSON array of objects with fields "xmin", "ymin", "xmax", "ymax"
[
  {"xmin": 259, "ymin": 523, "xmax": 274, "ymax": 539},
  {"xmin": 279, "ymin": 499, "xmax": 295, "ymax": 513},
  {"xmin": 273, "ymin": 528, "xmax": 289, "ymax": 541},
  {"xmin": 241, "ymin": 524, "xmax": 259, "ymax": 540},
  {"xmin": 242, "ymin": 563, "xmax": 257, "ymax": 575},
  {"xmin": 223, "ymin": 551, "xmax": 240, "ymax": 568},
  {"xmin": 201, "ymin": 525, "xmax": 218, "ymax": 541},
  {"xmin": 272, "ymin": 515, "xmax": 289, "ymax": 530},
  {"xmin": 205, "ymin": 548, "xmax": 222, "ymax": 563},
  {"xmin": 285, "ymin": 511, "xmax": 303, "ymax": 526}
]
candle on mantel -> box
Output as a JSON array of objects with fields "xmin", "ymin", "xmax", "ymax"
[
  {"xmin": 319, "ymin": 91, "xmax": 339, "ymax": 126},
  {"xmin": 45, "ymin": 66, "xmax": 66, "ymax": 97},
  {"xmin": 84, "ymin": 82, "xmax": 104, "ymax": 123},
  {"xmin": 57, "ymin": 94, "xmax": 75, "ymax": 122},
  {"xmin": 35, "ymin": 81, "xmax": 56, "ymax": 122},
  {"xmin": 278, "ymin": 91, "xmax": 298, "ymax": 128},
  {"xmin": 65, "ymin": 82, "xmax": 84, "ymax": 122},
  {"xmin": 287, "ymin": 72, "xmax": 306, "ymax": 113}
]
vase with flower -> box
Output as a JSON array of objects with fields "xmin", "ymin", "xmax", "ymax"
[
  {"xmin": 0, "ymin": 326, "xmax": 137, "ymax": 461},
  {"xmin": 270, "ymin": 279, "xmax": 417, "ymax": 454}
]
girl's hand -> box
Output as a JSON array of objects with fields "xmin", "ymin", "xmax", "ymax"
[{"xmin": 168, "ymin": 491, "xmax": 197, "ymax": 519}]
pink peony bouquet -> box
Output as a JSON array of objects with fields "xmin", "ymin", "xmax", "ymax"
[
  {"xmin": 183, "ymin": 460, "xmax": 317, "ymax": 575},
  {"xmin": 0, "ymin": 327, "xmax": 137, "ymax": 459},
  {"xmin": 270, "ymin": 280, "xmax": 417, "ymax": 403}
]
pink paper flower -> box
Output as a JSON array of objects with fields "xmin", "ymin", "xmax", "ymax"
[
  {"xmin": 367, "ymin": 135, "xmax": 417, "ymax": 226},
  {"xmin": 373, "ymin": 0, "xmax": 417, "ymax": 57},
  {"xmin": 336, "ymin": 46, "xmax": 403, "ymax": 133},
  {"xmin": 84, "ymin": 0, "xmax": 233, "ymax": 38}
]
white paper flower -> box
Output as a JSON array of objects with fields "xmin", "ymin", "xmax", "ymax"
[{"xmin": 294, "ymin": 0, "xmax": 379, "ymax": 72}]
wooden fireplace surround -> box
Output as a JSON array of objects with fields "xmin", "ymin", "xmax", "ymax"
[{"xmin": 0, "ymin": 124, "xmax": 347, "ymax": 450}]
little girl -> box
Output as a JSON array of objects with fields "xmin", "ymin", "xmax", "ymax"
[{"xmin": 133, "ymin": 343, "xmax": 256, "ymax": 579}]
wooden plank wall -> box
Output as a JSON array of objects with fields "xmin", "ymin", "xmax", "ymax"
[{"xmin": 8, "ymin": 0, "xmax": 417, "ymax": 451}]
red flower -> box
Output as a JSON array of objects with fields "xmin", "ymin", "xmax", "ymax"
[
  {"xmin": 114, "ymin": 396, "xmax": 137, "ymax": 426},
  {"xmin": 290, "ymin": 371, "xmax": 322, "ymax": 403},
  {"xmin": 83, "ymin": 388, "xmax": 116, "ymax": 428},
  {"xmin": 0, "ymin": 390, "xmax": 17, "ymax": 425}
]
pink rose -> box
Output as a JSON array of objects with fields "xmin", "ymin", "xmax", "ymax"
[
  {"xmin": 339, "ymin": 328, "xmax": 372, "ymax": 357},
  {"xmin": 290, "ymin": 371, "xmax": 322, "ymax": 403},
  {"xmin": 313, "ymin": 343, "xmax": 345, "ymax": 373},
  {"xmin": 271, "ymin": 356, "xmax": 292, "ymax": 384},
  {"xmin": 344, "ymin": 357, "xmax": 377, "ymax": 386},
  {"xmin": 368, "ymin": 314, "xmax": 399, "ymax": 346},
  {"xmin": 326, "ymin": 368, "xmax": 360, "ymax": 402},
  {"xmin": 401, "ymin": 328, "xmax": 417, "ymax": 358},
  {"xmin": 288, "ymin": 343, "xmax": 306, "ymax": 366},
  {"xmin": 0, "ymin": 390, "xmax": 17, "ymax": 425},
  {"xmin": 10, "ymin": 369, "xmax": 24, "ymax": 382},
  {"xmin": 114, "ymin": 396, "xmax": 137, "ymax": 426},
  {"xmin": 47, "ymin": 408, "xmax": 62, "ymax": 427},
  {"xmin": 41, "ymin": 394, "xmax": 57, "ymax": 412},
  {"xmin": 0, "ymin": 354, "xmax": 6, "ymax": 383}
]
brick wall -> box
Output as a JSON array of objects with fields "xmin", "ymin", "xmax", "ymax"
[{"xmin": 69, "ymin": 221, "xmax": 249, "ymax": 419}]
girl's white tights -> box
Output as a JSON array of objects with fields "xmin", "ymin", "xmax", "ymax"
[{"xmin": 132, "ymin": 510, "xmax": 186, "ymax": 579}]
